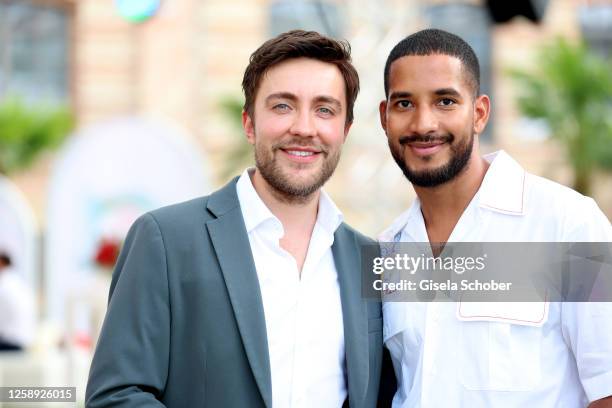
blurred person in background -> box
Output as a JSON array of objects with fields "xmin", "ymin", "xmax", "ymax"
[
  {"xmin": 86, "ymin": 30, "xmax": 393, "ymax": 408},
  {"xmin": 0, "ymin": 252, "xmax": 36, "ymax": 352},
  {"xmin": 378, "ymin": 29, "xmax": 612, "ymax": 407}
]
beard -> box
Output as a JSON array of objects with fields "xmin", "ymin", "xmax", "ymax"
[
  {"xmin": 389, "ymin": 132, "xmax": 474, "ymax": 188},
  {"xmin": 254, "ymin": 137, "xmax": 341, "ymax": 204}
]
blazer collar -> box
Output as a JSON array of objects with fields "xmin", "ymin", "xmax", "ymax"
[
  {"xmin": 206, "ymin": 176, "xmax": 242, "ymax": 218},
  {"xmin": 333, "ymin": 224, "xmax": 369, "ymax": 406},
  {"xmin": 205, "ymin": 177, "xmax": 273, "ymax": 408}
]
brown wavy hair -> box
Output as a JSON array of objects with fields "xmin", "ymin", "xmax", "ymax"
[{"xmin": 242, "ymin": 30, "xmax": 359, "ymax": 124}]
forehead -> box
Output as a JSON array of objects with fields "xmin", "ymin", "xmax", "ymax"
[
  {"xmin": 388, "ymin": 54, "xmax": 470, "ymax": 95},
  {"xmin": 256, "ymin": 57, "xmax": 346, "ymax": 103}
]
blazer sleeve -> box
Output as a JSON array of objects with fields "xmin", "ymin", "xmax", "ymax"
[{"xmin": 86, "ymin": 213, "xmax": 170, "ymax": 407}]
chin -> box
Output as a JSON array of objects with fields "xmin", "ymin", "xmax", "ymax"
[
  {"xmin": 285, "ymin": 165, "xmax": 320, "ymax": 179},
  {"xmin": 410, "ymin": 152, "xmax": 449, "ymax": 167}
]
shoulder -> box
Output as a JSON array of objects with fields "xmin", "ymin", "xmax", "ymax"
[
  {"xmin": 123, "ymin": 195, "xmax": 214, "ymax": 245},
  {"xmin": 526, "ymin": 174, "xmax": 611, "ymax": 240},
  {"xmin": 148, "ymin": 196, "xmax": 212, "ymax": 225},
  {"xmin": 143, "ymin": 177, "xmax": 240, "ymax": 229},
  {"xmin": 336, "ymin": 222, "xmax": 376, "ymax": 246},
  {"xmin": 527, "ymin": 173, "xmax": 587, "ymax": 205}
]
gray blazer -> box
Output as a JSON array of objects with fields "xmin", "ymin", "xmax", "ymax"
[{"xmin": 85, "ymin": 178, "xmax": 386, "ymax": 407}]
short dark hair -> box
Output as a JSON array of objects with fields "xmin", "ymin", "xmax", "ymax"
[
  {"xmin": 384, "ymin": 28, "xmax": 480, "ymax": 97},
  {"xmin": 242, "ymin": 29, "xmax": 359, "ymax": 124}
]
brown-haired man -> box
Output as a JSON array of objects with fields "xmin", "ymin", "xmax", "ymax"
[{"xmin": 86, "ymin": 30, "xmax": 392, "ymax": 408}]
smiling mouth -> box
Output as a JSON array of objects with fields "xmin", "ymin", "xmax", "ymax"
[
  {"xmin": 284, "ymin": 150, "xmax": 316, "ymax": 157},
  {"xmin": 408, "ymin": 141, "xmax": 445, "ymax": 148},
  {"xmin": 405, "ymin": 141, "xmax": 446, "ymax": 157},
  {"xmin": 278, "ymin": 144, "xmax": 324, "ymax": 155},
  {"xmin": 399, "ymin": 135, "xmax": 452, "ymax": 157},
  {"xmin": 278, "ymin": 147, "xmax": 324, "ymax": 163},
  {"xmin": 399, "ymin": 134, "xmax": 452, "ymax": 145}
]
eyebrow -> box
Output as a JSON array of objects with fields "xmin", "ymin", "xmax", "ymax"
[
  {"xmin": 265, "ymin": 92, "xmax": 343, "ymax": 111},
  {"xmin": 434, "ymin": 88, "xmax": 462, "ymax": 98},
  {"xmin": 265, "ymin": 92, "xmax": 297, "ymax": 104},
  {"xmin": 388, "ymin": 91, "xmax": 412, "ymax": 101},
  {"xmin": 314, "ymin": 95, "xmax": 343, "ymax": 111},
  {"xmin": 388, "ymin": 88, "xmax": 463, "ymax": 100}
]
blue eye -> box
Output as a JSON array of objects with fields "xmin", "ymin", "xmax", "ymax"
[
  {"xmin": 273, "ymin": 103, "xmax": 291, "ymax": 112},
  {"xmin": 318, "ymin": 107, "xmax": 333, "ymax": 115}
]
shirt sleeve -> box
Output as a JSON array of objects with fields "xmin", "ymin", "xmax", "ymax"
[
  {"xmin": 562, "ymin": 302, "xmax": 612, "ymax": 402},
  {"xmin": 562, "ymin": 196, "xmax": 612, "ymax": 402},
  {"xmin": 564, "ymin": 197, "xmax": 612, "ymax": 242}
]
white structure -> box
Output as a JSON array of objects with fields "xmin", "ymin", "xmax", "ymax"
[
  {"xmin": 0, "ymin": 174, "xmax": 38, "ymax": 290},
  {"xmin": 45, "ymin": 116, "xmax": 211, "ymax": 325}
]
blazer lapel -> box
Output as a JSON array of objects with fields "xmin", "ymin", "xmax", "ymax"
[
  {"xmin": 333, "ymin": 225, "xmax": 369, "ymax": 406},
  {"xmin": 206, "ymin": 179, "xmax": 272, "ymax": 408}
]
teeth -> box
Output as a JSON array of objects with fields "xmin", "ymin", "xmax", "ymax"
[{"xmin": 287, "ymin": 150, "xmax": 314, "ymax": 157}]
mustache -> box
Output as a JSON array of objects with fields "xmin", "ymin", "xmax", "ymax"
[
  {"xmin": 399, "ymin": 133, "xmax": 453, "ymax": 145},
  {"xmin": 272, "ymin": 138, "xmax": 328, "ymax": 154}
]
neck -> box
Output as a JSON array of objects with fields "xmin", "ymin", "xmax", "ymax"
[
  {"xmin": 414, "ymin": 147, "xmax": 489, "ymax": 239},
  {"xmin": 250, "ymin": 169, "xmax": 319, "ymax": 233}
]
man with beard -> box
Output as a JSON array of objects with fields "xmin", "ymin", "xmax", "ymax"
[
  {"xmin": 86, "ymin": 30, "xmax": 390, "ymax": 408},
  {"xmin": 378, "ymin": 29, "xmax": 612, "ymax": 407}
]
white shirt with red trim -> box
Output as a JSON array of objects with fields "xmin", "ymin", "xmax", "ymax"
[{"xmin": 379, "ymin": 150, "xmax": 612, "ymax": 408}]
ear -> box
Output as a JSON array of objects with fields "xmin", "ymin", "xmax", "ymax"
[
  {"xmin": 473, "ymin": 94, "xmax": 490, "ymax": 135},
  {"xmin": 379, "ymin": 100, "xmax": 388, "ymax": 132},
  {"xmin": 242, "ymin": 110, "xmax": 256, "ymax": 144},
  {"xmin": 343, "ymin": 121, "xmax": 352, "ymax": 142}
]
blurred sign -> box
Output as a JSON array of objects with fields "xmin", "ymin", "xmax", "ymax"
[{"xmin": 115, "ymin": 0, "xmax": 161, "ymax": 23}]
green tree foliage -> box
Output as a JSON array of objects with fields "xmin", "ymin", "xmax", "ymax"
[
  {"xmin": 510, "ymin": 38, "xmax": 612, "ymax": 195},
  {"xmin": 0, "ymin": 97, "xmax": 74, "ymax": 174}
]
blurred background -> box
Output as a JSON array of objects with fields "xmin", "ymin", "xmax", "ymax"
[{"xmin": 0, "ymin": 0, "xmax": 611, "ymax": 406}]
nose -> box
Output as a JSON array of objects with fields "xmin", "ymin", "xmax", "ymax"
[
  {"xmin": 289, "ymin": 109, "xmax": 316, "ymax": 138},
  {"xmin": 409, "ymin": 106, "xmax": 438, "ymax": 136}
]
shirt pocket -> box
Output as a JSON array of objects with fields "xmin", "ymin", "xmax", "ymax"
[{"xmin": 457, "ymin": 302, "xmax": 548, "ymax": 391}]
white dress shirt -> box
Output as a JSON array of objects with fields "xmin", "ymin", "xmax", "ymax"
[
  {"xmin": 236, "ymin": 169, "xmax": 347, "ymax": 408},
  {"xmin": 0, "ymin": 267, "xmax": 36, "ymax": 347},
  {"xmin": 379, "ymin": 151, "xmax": 612, "ymax": 407}
]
